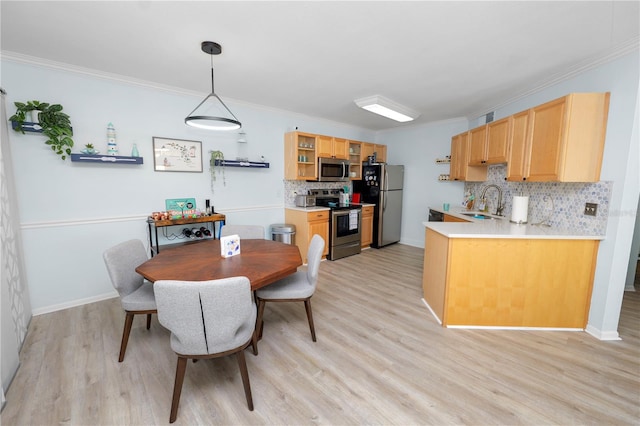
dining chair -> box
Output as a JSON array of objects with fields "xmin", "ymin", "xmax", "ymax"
[
  {"xmin": 220, "ymin": 224, "xmax": 265, "ymax": 239},
  {"xmin": 154, "ymin": 277, "xmax": 257, "ymax": 423},
  {"xmin": 103, "ymin": 239, "xmax": 157, "ymax": 362},
  {"xmin": 254, "ymin": 234, "xmax": 325, "ymax": 351}
]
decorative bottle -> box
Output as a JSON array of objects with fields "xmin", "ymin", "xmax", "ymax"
[
  {"xmin": 107, "ymin": 122, "xmax": 118, "ymax": 156},
  {"xmin": 131, "ymin": 143, "xmax": 139, "ymax": 157}
]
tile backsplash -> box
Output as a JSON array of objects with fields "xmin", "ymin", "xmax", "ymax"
[
  {"xmin": 283, "ymin": 180, "xmax": 349, "ymax": 205},
  {"xmin": 464, "ymin": 165, "xmax": 611, "ymax": 235}
]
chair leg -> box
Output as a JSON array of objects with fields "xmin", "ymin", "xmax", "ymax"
[
  {"xmin": 119, "ymin": 312, "xmax": 135, "ymax": 362},
  {"xmin": 236, "ymin": 350, "xmax": 254, "ymax": 411},
  {"xmin": 256, "ymin": 299, "xmax": 266, "ymax": 340},
  {"xmin": 169, "ymin": 356, "xmax": 188, "ymax": 423},
  {"xmin": 251, "ymin": 328, "xmax": 258, "ymax": 356},
  {"xmin": 304, "ymin": 299, "xmax": 316, "ymax": 342},
  {"xmin": 146, "ymin": 313, "xmax": 152, "ymax": 330}
]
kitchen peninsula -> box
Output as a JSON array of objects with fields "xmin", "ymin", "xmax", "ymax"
[{"xmin": 422, "ymin": 211, "xmax": 603, "ymax": 329}]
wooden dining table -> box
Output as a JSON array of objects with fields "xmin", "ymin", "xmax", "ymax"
[{"xmin": 135, "ymin": 239, "xmax": 303, "ymax": 291}]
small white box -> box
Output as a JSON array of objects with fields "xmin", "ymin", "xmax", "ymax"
[{"xmin": 220, "ymin": 234, "xmax": 241, "ymax": 258}]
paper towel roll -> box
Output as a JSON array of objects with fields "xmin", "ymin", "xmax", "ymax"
[{"xmin": 510, "ymin": 196, "xmax": 529, "ymax": 224}]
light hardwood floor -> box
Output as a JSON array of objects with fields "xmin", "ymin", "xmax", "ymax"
[{"xmin": 3, "ymin": 244, "xmax": 639, "ymax": 425}]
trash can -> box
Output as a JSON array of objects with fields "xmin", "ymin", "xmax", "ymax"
[{"xmin": 271, "ymin": 223, "xmax": 296, "ymax": 245}]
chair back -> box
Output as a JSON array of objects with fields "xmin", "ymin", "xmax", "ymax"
[
  {"xmin": 306, "ymin": 234, "xmax": 325, "ymax": 289},
  {"xmin": 154, "ymin": 277, "xmax": 256, "ymax": 356},
  {"xmin": 221, "ymin": 225, "xmax": 265, "ymax": 239},
  {"xmin": 103, "ymin": 239, "xmax": 148, "ymax": 298}
]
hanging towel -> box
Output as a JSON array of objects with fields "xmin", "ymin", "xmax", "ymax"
[{"xmin": 349, "ymin": 209, "xmax": 358, "ymax": 230}]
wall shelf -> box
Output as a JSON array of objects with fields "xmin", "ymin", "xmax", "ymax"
[
  {"xmin": 70, "ymin": 153, "xmax": 143, "ymax": 164},
  {"xmin": 214, "ymin": 159, "xmax": 269, "ymax": 168},
  {"xmin": 11, "ymin": 121, "xmax": 74, "ymax": 134}
]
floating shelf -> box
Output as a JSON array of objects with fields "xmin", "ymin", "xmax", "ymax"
[
  {"xmin": 11, "ymin": 120, "xmax": 74, "ymax": 134},
  {"xmin": 70, "ymin": 153, "xmax": 143, "ymax": 164},
  {"xmin": 214, "ymin": 159, "xmax": 269, "ymax": 168}
]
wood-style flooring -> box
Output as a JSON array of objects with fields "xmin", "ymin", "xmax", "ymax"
[{"xmin": 2, "ymin": 244, "xmax": 639, "ymax": 425}]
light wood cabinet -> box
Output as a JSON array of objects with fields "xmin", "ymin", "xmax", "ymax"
[
  {"xmin": 360, "ymin": 142, "xmax": 386, "ymax": 163},
  {"xmin": 348, "ymin": 141, "xmax": 362, "ymax": 180},
  {"xmin": 450, "ymin": 131, "xmax": 487, "ymax": 182},
  {"xmin": 361, "ymin": 205, "xmax": 374, "ymax": 247},
  {"xmin": 422, "ymin": 228, "xmax": 599, "ymax": 328},
  {"xmin": 317, "ymin": 135, "xmax": 349, "ymax": 160},
  {"xmin": 285, "ymin": 209, "xmax": 330, "ymax": 263},
  {"xmin": 443, "ymin": 214, "xmax": 469, "ymax": 223},
  {"xmin": 284, "ymin": 131, "xmax": 318, "ymax": 180},
  {"xmin": 506, "ymin": 92, "xmax": 610, "ymax": 182},
  {"xmin": 469, "ymin": 117, "xmax": 510, "ymax": 166},
  {"xmin": 506, "ymin": 110, "xmax": 531, "ymax": 181},
  {"xmin": 468, "ymin": 125, "xmax": 488, "ymax": 165}
]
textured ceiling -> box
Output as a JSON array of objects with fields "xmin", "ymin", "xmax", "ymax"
[{"xmin": 1, "ymin": 1, "xmax": 639, "ymax": 130}]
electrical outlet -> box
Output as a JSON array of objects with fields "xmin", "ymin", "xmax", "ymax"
[{"xmin": 584, "ymin": 202, "xmax": 598, "ymax": 216}]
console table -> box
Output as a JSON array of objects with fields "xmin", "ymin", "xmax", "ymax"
[{"xmin": 147, "ymin": 214, "xmax": 226, "ymax": 257}]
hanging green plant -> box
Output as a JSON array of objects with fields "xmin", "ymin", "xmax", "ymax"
[
  {"xmin": 209, "ymin": 150, "xmax": 226, "ymax": 192},
  {"xmin": 9, "ymin": 100, "xmax": 74, "ymax": 160}
]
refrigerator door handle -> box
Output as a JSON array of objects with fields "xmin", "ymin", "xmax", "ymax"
[{"xmin": 384, "ymin": 168, "xmax": 389, "ymax": 191}]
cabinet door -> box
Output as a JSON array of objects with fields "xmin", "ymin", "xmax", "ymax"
[
  {"xmin": 450, "ymin": 132, "xmax": 487, "ymax": 182},
  {"xmin": 333, "ymin": 138, "xmax": 349, "ymax": 160},
  {"xmin": 308, "ymin": 219, "xmax": 329, "ymax": 258},
  {"xmin": 486, "ymin": 116, "xmax": 510, "ymax": 164},
  {"xmin": 361, "ymin": 206, "xmax": 374, "ymax": 247},
  {"xmin": 506, "ymin": 110, "xmax": 531, "ymax": 181},
  {"xmin": 374, "ymin": 144, "xmax": 387, "ymax": 162},
  {"xmin": 361, "ymin": 142, "xmax": 375, "ymax": 162},
  {"xmin": 468, "ymin": 125, "xmax": 487, "ymax": 165},
  {"xmin": 316, "ymin": 134, "xmax": 334, "ymax": 158},
  {"xmin": 450, "ymin": 134, "xmax": 464, "ymax": 181},
  {"xmin": 527, "ymin": 96, "xmax": 566, "ymax": 181}
]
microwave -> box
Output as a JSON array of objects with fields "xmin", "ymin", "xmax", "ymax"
[{"xmin": 317, "ymin": 157, "xmax": 350, "ymax": 182}]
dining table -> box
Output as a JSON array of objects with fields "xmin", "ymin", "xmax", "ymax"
[{"xmin": 135, "ymin": 238, "xmax": 303, "ymax": 291}]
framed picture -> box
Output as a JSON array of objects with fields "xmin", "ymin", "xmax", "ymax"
[{"xmin": 153, "ymin": 137, "xmax": 203, "ymax": 172}]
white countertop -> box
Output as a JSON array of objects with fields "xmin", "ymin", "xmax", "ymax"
[{"xmin": 425, "ymin": 207, "xmax": 604, "ymax": 240}]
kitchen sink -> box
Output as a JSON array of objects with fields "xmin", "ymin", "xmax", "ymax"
[{"xmin": 461, "ymin": 212, "xmax": 503, "ymax": 220}]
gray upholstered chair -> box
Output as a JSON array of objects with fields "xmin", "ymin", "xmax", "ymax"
[
  {"xmin": 220, "ymin": 224, "xmax": 265, "ymax": 239},
  {"xmin": 255, "ymin": 234, "xmax": 324, "ymax": 349},
  {"xmin": 103, "ymin": 239, "xmax": 156, "ymax": 362},
  {"xmin": 154, "ymin": 277, "xmax": 257, "ymax": 423}
]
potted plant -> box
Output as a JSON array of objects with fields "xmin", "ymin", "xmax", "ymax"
[
  {"xmin": 83, "ymin": 143, "xmax": 97, "ymax": 155},
  {"xmin": 209, "ymin": 150, "xmax": 226, "ymax": 192},
  {"xmin": 9, "ymin": 100, "xmax": 74, "ymax": 160}
]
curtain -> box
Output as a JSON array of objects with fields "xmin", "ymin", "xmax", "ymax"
[{"xmin": 0, "ymin": 88, "xmax": 32, "ymax": 394}]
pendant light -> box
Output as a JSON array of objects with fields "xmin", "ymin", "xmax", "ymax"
[{"xmin": 185, "ymin": 41, "xmax": 241, "ymax": 130}]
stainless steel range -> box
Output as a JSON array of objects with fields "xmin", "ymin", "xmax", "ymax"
[{"xmin": 309, "ymin": 189, "xmax": 362, "ymax": 260}]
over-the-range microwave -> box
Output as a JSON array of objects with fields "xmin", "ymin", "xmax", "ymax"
[{"xmin": 316, "ymin": 157, "xmax": 350, "ymax": 182}]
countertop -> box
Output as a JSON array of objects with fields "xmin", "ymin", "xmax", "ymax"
[
  {"xmin": 286, "ymin": 203, "xmax": 374, "ymax": 212},
  {"xmin": 425, "ymin": 206, "xmax": 604, "ymax": 240}
]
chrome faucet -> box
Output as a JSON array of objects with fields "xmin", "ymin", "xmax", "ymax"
[{"xmin": 480, "ymin": 184, "xmax": 505, "ymax": 216}]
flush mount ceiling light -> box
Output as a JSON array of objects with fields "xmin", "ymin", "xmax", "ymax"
[
  {"xmin": 185, "ymin": 41, "xmax": 241, "ymax": 131},
  {"xmin": 354, "ymin": 95, "xmax": 420, "ymax": 123}
]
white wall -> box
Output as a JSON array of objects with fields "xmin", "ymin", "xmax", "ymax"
[
  {"xmin": 376, "ymin": 118, "xmax": 468, "ymax": 247},
  {"xmin": 2, "ymin": 58, "xmax": 375, "ymax": 313}
]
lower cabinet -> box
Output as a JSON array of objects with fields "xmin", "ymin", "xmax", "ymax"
[
  {"xmin": 285, "ymin": 209, "xmax": 330, "ymax": 263},
  {"xmin": 361, "ymin": 205, "xmax": 374, "ymax": 247},
  {"xmin": 443, "ymin": 214, "xmax": 469, "ymax": 223},
  {"xmin": 422, "ymin": 228, "xmax": 599, "ymax": 328}
]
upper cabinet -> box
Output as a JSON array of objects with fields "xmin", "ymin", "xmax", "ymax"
[
  {"xmin": 450, "ymin": 131, "xmax": 487, "ymax": 182},
  {"xmin": 284, "ymin": 131, "xmax": 318, "ymax": 180},
  {"xmin": 360, "ymin": 142, "xmax": 387, "ymax": 163},
  {"xmin": 507, "ymin": 93, "xmax": 610, "ymax": 182},
  {"xmin": 468, "ymin": 117, "xmax": 510, "ymax": 166},
  {"xmin": 505, "ymin": 110, "xmax": 531, "ymax": 181},
  {"xmin": 348, "ymin": 141, "xmax": 362, "ymax": 180},
  {"xmin": 317, "ymin": 135, "xmax": 349, "ymax": 159}
]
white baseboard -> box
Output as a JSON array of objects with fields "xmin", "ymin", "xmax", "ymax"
[
  {"xmin": 32, "ymin": 291, "xmax": 118, "ymax": 316},
  {"xmin": 585, "ymin": 324, "xmax": 621, "ymax": 341}
]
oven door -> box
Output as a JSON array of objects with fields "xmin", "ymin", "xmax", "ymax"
[{"xmin": 331, "ymin": 208, "xmax": 361, "ymax": 246}]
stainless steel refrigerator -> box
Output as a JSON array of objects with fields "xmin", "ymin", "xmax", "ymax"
[{"xmin": 355, "ymin": 163, "xmax": 404, "ymax": 248}]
